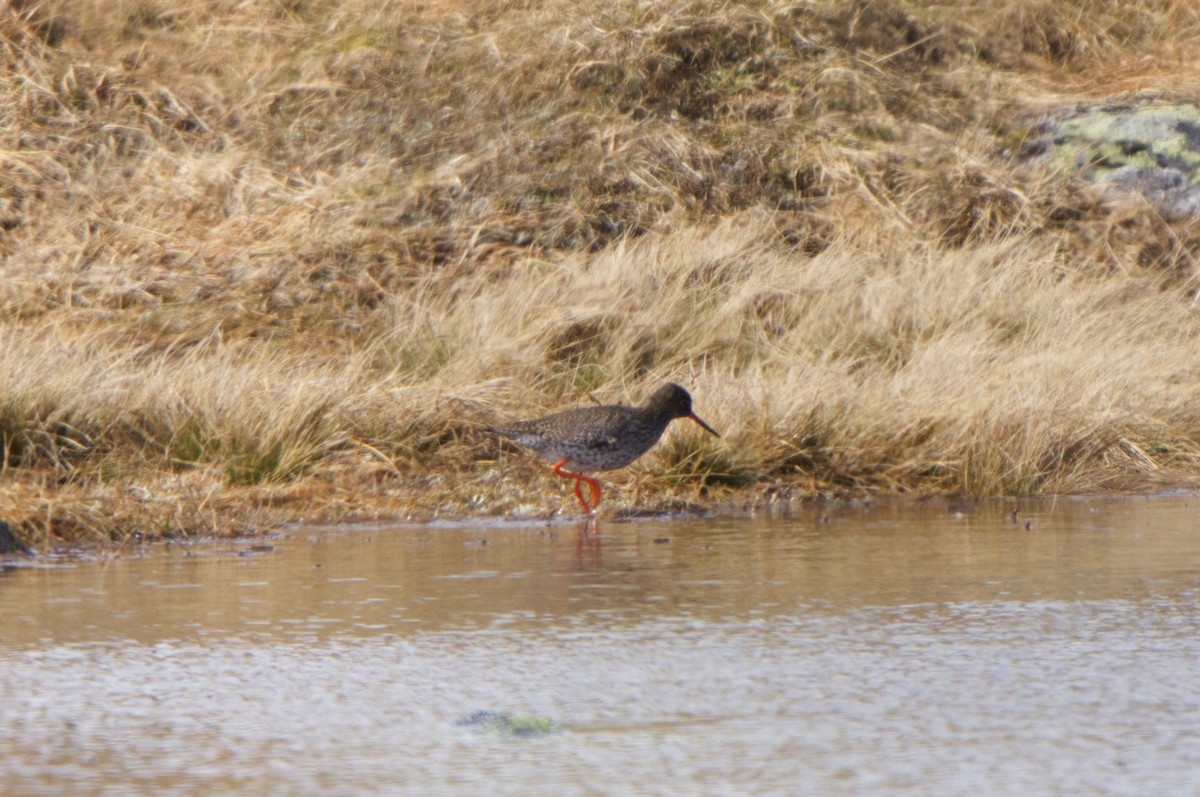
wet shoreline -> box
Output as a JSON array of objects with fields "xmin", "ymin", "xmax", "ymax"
[{"xmin": 5, "ymin": 495, "xmax": 1200, "ymax": 795}]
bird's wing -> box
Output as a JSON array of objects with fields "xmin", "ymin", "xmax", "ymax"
[
  {"xmin": 566, "ymin": 408, "xmax": 634, "ymax": 451},
  {"xmin": 491, "ymin": 406, "xmax": 632, "ymax": 450}
]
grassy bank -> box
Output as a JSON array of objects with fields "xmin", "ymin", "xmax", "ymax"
[{"xmin": 4, "ymin": 0, "xmax": 1200, "ymax": 544}]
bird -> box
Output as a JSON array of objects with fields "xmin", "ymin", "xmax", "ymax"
[{"xmin": 489, "ymin": 383, "xmax": 719, "ymax": 516}]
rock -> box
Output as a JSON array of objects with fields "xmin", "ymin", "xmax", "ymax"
[
  {"xmin": 1025, "ymin": 103, "xmax": 1200, "ymax": 219},
  {"xmin": 0, "ymin": 520, "xmax": 34, "ymax": 556}
]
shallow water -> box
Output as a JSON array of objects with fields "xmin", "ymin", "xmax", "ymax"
[{"xmin": 3, "ymin": 497, "xmax": 1200, "ymax": 796}]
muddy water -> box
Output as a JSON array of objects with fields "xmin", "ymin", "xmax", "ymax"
[{"xmin": 3, "ymin": 497, "xmax": 1200, "ymax": 796}]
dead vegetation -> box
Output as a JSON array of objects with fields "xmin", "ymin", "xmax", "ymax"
[{"xmin": 4, "ymin": 0, "xmax": 1200, "ymax": 544}]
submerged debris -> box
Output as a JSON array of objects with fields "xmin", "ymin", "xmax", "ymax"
[{"xmin": 455, "ymin": 711, "xmax": 560, "ymax": 738}]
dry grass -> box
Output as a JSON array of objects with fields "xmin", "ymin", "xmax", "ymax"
[{"xmin": 4, "ymin": 0, "xmax": 1200, "ymax": 544}]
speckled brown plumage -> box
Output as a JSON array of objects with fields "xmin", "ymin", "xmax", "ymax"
[{"xmin": 490, "ymin": 383, "xmax": 719, "ymax": 515}]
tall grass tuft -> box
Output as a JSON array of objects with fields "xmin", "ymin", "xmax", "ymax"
[{"xmin": 4, "ymin": 0, "xmax": 1200, "ymax": 540}]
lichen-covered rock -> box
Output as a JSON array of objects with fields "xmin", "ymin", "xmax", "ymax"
[{"xmin": 1026, "ymin": 103, "xmax": 1200, "ymax": 218}]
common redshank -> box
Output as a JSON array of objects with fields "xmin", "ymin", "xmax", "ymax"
[{"xmin": 489, "ymin": 383, "xmax": 719, "ymax": 515}]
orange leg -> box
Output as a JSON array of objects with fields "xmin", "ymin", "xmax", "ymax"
[{"xmin": 551, "ymin": 459, "xmax": 603, "ymax": 515}]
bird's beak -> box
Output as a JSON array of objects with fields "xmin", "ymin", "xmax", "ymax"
[{"xmin": 688, "ymin": 413, "xmax": 720, "ymax": 438}]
